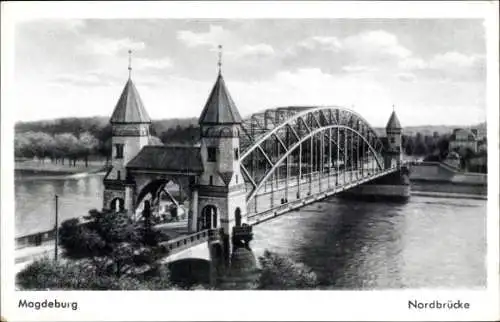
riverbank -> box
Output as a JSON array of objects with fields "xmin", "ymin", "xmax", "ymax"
[
  {"xmin": 15, "ymin": 160, "xmax": 108, "ymax": 179},
  {"xmin": 411, "ymin": 190, "xmax": 486, "ymax": 200}
]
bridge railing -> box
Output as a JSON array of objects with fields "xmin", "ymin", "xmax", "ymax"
[
  {"xmin": 247, "ymin": 166, "xmax": 399, "ymax": 224},
  {"xmin": 159, "ymin": 229, "xmax": 219, "ymax": 255}
]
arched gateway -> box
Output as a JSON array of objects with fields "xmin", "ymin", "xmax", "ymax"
[{"xmin": 102, "ymin": 50, "xmax": 247, "ymax": 239}]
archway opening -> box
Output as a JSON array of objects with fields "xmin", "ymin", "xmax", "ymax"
[
  {"xmin": 110, "ymin": 197, "xmax": 125, "ymax": 212},
  {"xmin": 168, "ymin": 259, "xmax": 211, "ymax": 288},
  {"xmin": 235, "ymin": 207, "xmax": 242, "ymax": 227},
  {"xmin": 135, "ymin": 179, "xmax": 189, "ymax": 224},
  {"xmin": 201, "ymin": 205, "xmax": 218, "ymax": 230}
]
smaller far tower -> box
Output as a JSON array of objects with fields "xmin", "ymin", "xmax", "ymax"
[
  {"xmin": 384, "ymin": 106, "xmax": 403, "ymax": 169},
  {"xmin": 103, "ymin": 50, "xmax": 151, "ymax": 212}
]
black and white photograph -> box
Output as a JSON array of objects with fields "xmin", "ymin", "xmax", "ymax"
[{"xmin": 1, "ymin": 1, "xmax": 498, "ymax": 321}]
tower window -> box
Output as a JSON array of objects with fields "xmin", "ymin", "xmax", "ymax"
[
  {"xmin": 234, "ymin": 148, "xmax": 239, "ymax": 159},
  {"xmin": 115, "ymin": 144, "xmax": 124, "ymax": 159},
  {"xmin": 117, "ymin": 170, "xmax": 121, "ymax": 180},
  {"xmin": 207, "ymin": 147, "xmax": 217, "ymax": 162},
  {"xmin": 235, "ymin": 174, "xmax": 238, "ymax": 184},
  {"xmin": 209, "ymin": 175, "xmax": 214, "ymax": 185},
  {"xmin": 390, "ymin": 137, "xmax": 396, "ymax": 144}
]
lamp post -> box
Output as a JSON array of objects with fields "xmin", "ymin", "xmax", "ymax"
[{"xmin": 54, "ymin": 195, "xmax": 59, "ymax": 261}]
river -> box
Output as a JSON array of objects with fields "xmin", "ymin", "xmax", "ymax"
[{"xmin": 15, "ymin": 173, "xmax": 486, "ymax": 289}]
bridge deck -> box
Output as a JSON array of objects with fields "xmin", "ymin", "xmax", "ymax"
[{"xmin": 159, "ymin": 166, "xmax": 398, "ymax": 260}]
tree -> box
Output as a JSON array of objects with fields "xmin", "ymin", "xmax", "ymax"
[
  {"xmin": 17, "ymin": 209, "xmax": 173, "ymax": 290},
  {"xmin": 436, "ymin": 134, "xmax": 450, "ymax": 159},
  {"xmin": 413, "ymin": 132, "xmax": 428, "ymax": 156},
  {"xmin": 58, "ymin": 209, "xmax": 169, "ymax": 277},
  {"xmin": 16, "ymin": 257, "xmax": 174, "ymax": 290},
  {"xmin": 54, "ymin": 133, "xmax": 79, "ymax": 165},
  {"xmin": 78, "ymin": 132, "xmax": 99, "ymax": 167},
  {"xmin": 403, "ymin": 135, "xmax": 414, "ymax": 156},
  {"xmin": 257, "ymin": 250, "xmax": 319, "ymax": 290},
  {"xmin": 17, "ymin": 131, "xmax": 55, "ymax": 162},
  {"xmin": 14, "ymin": 133, "xmax": 33, "ymax": 159}
]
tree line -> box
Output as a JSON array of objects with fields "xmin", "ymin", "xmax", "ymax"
[
  {"xmin": 14, "ymin": 117, "xmax": 200, "ymax": 166},
  {"xmin": 402, "ymin": 132, "xmax": 451, "ymax": 158}
]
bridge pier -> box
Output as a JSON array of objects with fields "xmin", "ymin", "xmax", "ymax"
[
  {"xmin": 217, "ymin": 225, "xmax": 259, "ymax": 290},
  {"xmin": 340, "ymin": 165, "xmax": 410, "ymax": 201}
]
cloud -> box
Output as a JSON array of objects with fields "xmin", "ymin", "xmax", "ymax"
[
  {"xmin": 49, "ymin": 70, "xmax": 121, "ymax": 87},
  {"xmin": 134, "ymin": 57, "xmax": 173, "ymax": 70},
  {"xmin": 286, "ymin": 30, "xmax": 412, "ymax": 76},
  {"xmin": 398, "ymin": 57, "xmax": 427, "ymax": 70},
  {"xmin": 342, "ymin": 65, "xmax": 379, "ymax": 73},
  {"xmin": 399, "ymin": 51, "xmax": 484, "ymax": 81},
  {"xmin": 294, "ymin": 30, "xmax": 411, "ymax": 60},
  {"xmin": 228, "ymin": 68, "xmax": 393, "ymax": 125},
  {"xmin": 41, "ymin": 19, "xmax": 86, "ymax": 33},
  {"xmin": 82, "ymin": 37, "xmax": 146, "ymax": 56},
  {"xmin": 298, "ymin": 36, "xmax": 342, "ymax": 51},
  {"xmin": 342, "ymin": 30, "xmax": 411, "ymax": 59},
  {"xmin": 397, "ymin": 73, "xmax": 417, "ymax": 82},
  {"xmin": 228, "ymin": 43, "xmax": 275, "ymax": 59},
  {"xmin": 428, "ymin": 52, "xmax": 482, "ymax": 70},
  {"xmin": 176, "ymin": 25, "xmax": 227, "ymax": 48}
]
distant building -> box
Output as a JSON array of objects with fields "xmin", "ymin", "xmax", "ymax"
[{"xmin": 449, "ymin": 128, "xmax": 478, "ymax": 153}]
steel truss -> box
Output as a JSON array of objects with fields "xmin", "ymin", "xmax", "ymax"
[{"xmin": 238, "ymin": 106, "xmax": 386, "ymax": 213}]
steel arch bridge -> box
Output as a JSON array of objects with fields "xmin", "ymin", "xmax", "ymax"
[{"xmin": 237, "ymin": 105, "xmax": 397, "ymax": 224}]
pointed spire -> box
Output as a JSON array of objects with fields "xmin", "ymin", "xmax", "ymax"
[
  {"xmin": 217, "ymin": 45, "xmax": 223, "ymax": 75},
  {"xmin": 128, "ymin": 50, "xmax": 132, "ymax": 79},
  {"xmin": 110, "ymin": 66, "xmax": 151, "ymax": 125},
  {"xmin": 198, "ymin": 49, "xmax": 242, "ymax": 125},
  {"xmin": 386, "ymin": 109, "xmax": 402, "ymax": 130},
  {"xmin": 199, "ymin": 74, "xmax": 242, "ymax": 125}
]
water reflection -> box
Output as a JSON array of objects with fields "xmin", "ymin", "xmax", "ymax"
[
  {"xmin": 252, "ymin": 196, "xmax": 486, "ymax": 289},
  {"xmin": 15, "ymin": 174, "xmax": 104, "ymax": 236}
]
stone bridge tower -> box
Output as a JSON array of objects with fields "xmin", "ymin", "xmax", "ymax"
[
  {"xmin": 384, "ymin": 108, "xmax": 403, "ymax": 169},
  {"xmin": 103, "ymin": 52, "xmax": 151, "ymax": 212},
  {"xmin": 197, "ymin": 51, "xmax": 247, "ymax": 264}
]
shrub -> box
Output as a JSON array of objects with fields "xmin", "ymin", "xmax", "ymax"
[{"xmin": 257, "ymin": 250, "xmax": 319, "ymax": 290}]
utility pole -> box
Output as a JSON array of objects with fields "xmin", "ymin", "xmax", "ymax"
[{"xmin": 54, "ymin": 195, "xmax": 59, "ymax": 261}]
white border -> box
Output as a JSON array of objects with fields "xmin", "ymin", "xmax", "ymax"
[{"xmin": 1, "ymin": 1, "xmax": 499, "ymax": 321}]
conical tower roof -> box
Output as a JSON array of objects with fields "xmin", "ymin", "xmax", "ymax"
[
  {"xmin": 386, "ymin": 110, "xmax": 402, "ymax": 129},
  {"xmin": 198, "ymin": 74, "xmax": 242, "ymax": 125},
  {"xmin": 110, "ymin": 78, "xmax": 151, "ymax": 124}
]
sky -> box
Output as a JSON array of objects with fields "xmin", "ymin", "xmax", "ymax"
[{"xmin": 13, "ymin": 19, "xmax": 486, "ymax": 127}]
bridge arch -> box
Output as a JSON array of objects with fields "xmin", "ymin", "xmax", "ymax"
[
  {"xmin": 239, "ymin": 106, "xmax": 387, "ymax": 205},
  {"xmin": 244, "ymin": 125, "xmax": 383, "ymax": 203},
  {"xmin": 136, "ymin": 179, "xmax": 170, "ymax": 208}
]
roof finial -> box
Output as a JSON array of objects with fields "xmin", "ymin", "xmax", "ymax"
[
  {"xmin": 217, "ymin": 45, "xmax": 222, "ymax": 75},
  {"xmin": 392, "ymin": 104, "xmax": 395, "ymax": 112},
  {"xmin": 128, "ymin": 50, "xmax": 132, "ymax": 79}
]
